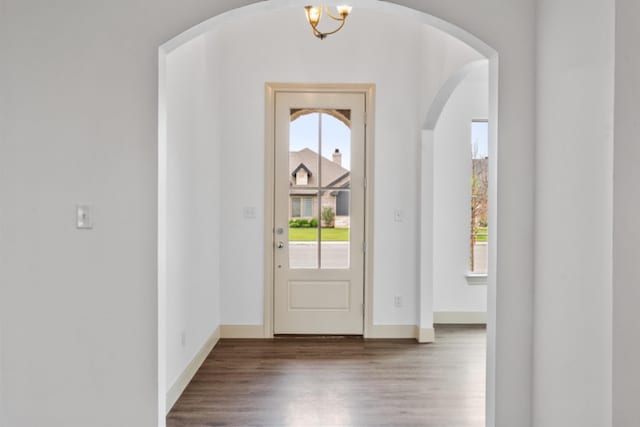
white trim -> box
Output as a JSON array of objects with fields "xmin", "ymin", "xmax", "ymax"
[
  {"xmin": 264, "ymin": 83, "xmax": 375, "ymax": 338},
  {"xmin": 367, "ymin": 325, "xmax": 417, "ymax": 339},
  {"xmin": 224, "ymin": 324, "xmax": 435, "ymax": 342},
  {"xmin": 363, "ymin": 87, "xmax": 376, "ymax": 340},
  {"xmin": 417, "ymin": 327, "xmax": 436, "ymax": 343},
  {"xmin": 165, "ymin": 327, "xmax": 220, "ymax": 414},
  {"xmin": 220, "ymin": 325, "xmax": 265, "ymax": 339},
  {"xmin": 465, "ymin": 273, "xmax": 488, "ymax": 286},
  {"xmin": 263, "ymin": 84, "xmax": 275, "ymax": 339},
  {"xmin": 434, "ymin": 311, "xmax": 487, "ymax": 324}
]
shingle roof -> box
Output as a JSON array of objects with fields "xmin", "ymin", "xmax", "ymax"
[
  {"xmin": 291, "ymin": 163, "xmax": 312, "ymax": 177},
  {"xmin": 289, "ymin": 148, "xmax": 350, "ymax": 190}
]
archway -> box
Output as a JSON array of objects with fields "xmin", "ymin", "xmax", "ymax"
[{"xmin": 158, "ymin": 1, "xmax": 498, "ymax": 425}]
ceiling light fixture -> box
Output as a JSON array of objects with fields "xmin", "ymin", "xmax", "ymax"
[{"xmin": 304, "ymin": 4, "xmax": 352, "ymax": 40}]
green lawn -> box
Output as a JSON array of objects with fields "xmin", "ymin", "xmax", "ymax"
[
  {"xmin": 474, "ymin": 227, "xmax": 488, "ymax": 243},
  {"xmin": 290, "ymin": 226, "xmax": 485, "ymax": 243},
  {"xmin": 289, "ymin": 228, "xmax": 349, "ymax": 242}
]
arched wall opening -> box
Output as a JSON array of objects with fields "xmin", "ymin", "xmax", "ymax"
[
  {"xmin": 420, "ymin": 59, "xmax": 491, "ymax": 328},
  {"xmin": 158, "ymin": 1, "xmax": 498, "ymax": 425}
]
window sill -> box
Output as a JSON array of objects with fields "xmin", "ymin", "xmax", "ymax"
[{"xmin": 465, "ymin": 273, "xmax": 488, "ymax": 286}]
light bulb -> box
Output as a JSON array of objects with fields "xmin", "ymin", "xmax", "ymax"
[
  {"xmin": 336, "ymin": 5, "xmax": 352, "ymax": 18},
  {"xmin": 305, "ymin": 6, "xmax": 321, "ymax": 25}
]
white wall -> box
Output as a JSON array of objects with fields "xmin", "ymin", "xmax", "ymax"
[
  {"xmin": 534, "ymin": 0, "xmax": 614, "ymax": 426},
  {"xmin": 419, "ymin": 28, "xmax": 488, "ymax": 123},
  {"xmin": 164, "ymin": 35, "xmax": 221, "ymax": 401},
  {"xmin": 209, "ymin": 7, "xmax": 482, "ymax": 327},
  {"xmin": 613, "ymin": 0, "xmax": 640, "ymax": 425},
  {"xmin": 0, "ymin": 1, "xmax": 255, "ymax": 426},
  {"xmin": 0, "ymin": 1, "xmax": 537, "ymax": 426},
  {"xmin": 432, "ymin": 64, "xmax": 488, "ymax": 314}
]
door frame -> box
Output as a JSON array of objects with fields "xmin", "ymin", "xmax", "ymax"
[{"xmin": 263, "ymin": 82, "xmax": 376, "ymax": 338}]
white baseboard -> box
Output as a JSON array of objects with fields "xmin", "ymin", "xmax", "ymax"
[
  {"xmin": 367, "ymin": 324, "xmax": 417, "ymax": 339},
  {"xmin": 366, "ymin": 325, "xmax": 434, "ymax": 342},
  {"xmin": 166, "ymin": 327, "xmax": 220, "ymax": 414},
  {"xmin": 220, "ymin": 324, "xmax": 265, "ymax": 338},
  {"xmin": 220, "ymin": 324, "xmax": 436, "ymax": 341},
  {"xmin": 221, "ymin": 324, "xmax": 427, "ymax": 339},
  {"xmin": 417, "ymin": 327, "xmax": 435, "ymax": 343},
  {"xmin": 434, "ymin": 311, "xmax": 487, "ymax": 324}
]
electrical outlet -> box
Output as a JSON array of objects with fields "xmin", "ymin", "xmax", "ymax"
[{"xmin": 394, "ymin": 295, "xmax": 403, "ymax": 308}]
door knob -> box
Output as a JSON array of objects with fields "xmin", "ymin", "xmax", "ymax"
[{"xmin": 277, "ymin": 241, "xmax": 285, "ymax": 249}]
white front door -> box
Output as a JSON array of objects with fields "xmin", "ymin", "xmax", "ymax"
[{"xmin": 273, "ymin": 91, "xmax": 366, "ymax": 334}]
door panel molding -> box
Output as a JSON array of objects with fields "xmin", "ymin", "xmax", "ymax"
[{"xmin": 264, "ymin": 83, "xmax": 375, "ymax": 338}]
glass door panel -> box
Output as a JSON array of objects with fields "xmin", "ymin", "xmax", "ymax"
[
  {"xmin": 287, "ymin": 109, "xmax": 352, "ymax": 270},
  {"xmin": 320, "ymin": 190, "xmax": 351, "ymax": 269},
  {"xmin": 273, "ymin": 90, "xmax": 366, "ymax": 335}
]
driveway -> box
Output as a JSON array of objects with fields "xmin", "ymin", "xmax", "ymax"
[
  {"xmin": 289, "ymin": 241, "xmax": 488, "ymax": 272},
  {"xmin": 289, "ymin": 241, "xmax": 350, "ymax": 269}
]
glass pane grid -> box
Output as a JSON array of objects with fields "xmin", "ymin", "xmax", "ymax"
[
  {"xmin": 288, "ymin": 109, "xmax": 352, "ymax": 270},
  {"xmin": 320, "ymin": 191, "xmax": 350, "ymax": 269},
  {"xmin": 470, "ymin": 120, "xmax": 488, "ymax": 274}
]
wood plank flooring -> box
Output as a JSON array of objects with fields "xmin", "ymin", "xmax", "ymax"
[{"xmin": 167, "ymin": 325, "xmax": 486, "ymax": 427}]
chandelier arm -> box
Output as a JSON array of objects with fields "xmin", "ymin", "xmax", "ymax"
[
  {"xmin": 315, "ymin": 18, "xmax": 347, "ymax": 37},
  {"xmin": 311, "ymin": 26, "xmax": 323, "ymax": 38},
  {"xmin": 309, "ymin": 20, "xmax": 324, "ymax": 38},
  {"xmin": 304, "ymin": 4, "xmax": 349, "ymax": 39},
  {"xmin": 324, "ymin": 6, "xmax": 343, "ymax": 21}
]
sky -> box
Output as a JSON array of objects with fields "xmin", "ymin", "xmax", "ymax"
[
  {"xmin": 471, "ymin": 120, "xmax": 489, "ymax": 159},
  {"xmin": 290, "ymin": 112, "xmax": 352, "ymax": 170},
  {"xmin": 290, "ymin": 113, "xmax": 488, "ymax": 165}
]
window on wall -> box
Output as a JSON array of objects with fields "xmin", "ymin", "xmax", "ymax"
[
  {"xmin": 470, "ymin": 120, "xmax": 488, "ymax": 274},
  {"xmin": 291, "ymin": 197, "xmax": 313, "ymax": 218}
]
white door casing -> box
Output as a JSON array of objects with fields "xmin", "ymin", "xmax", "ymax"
[{"xmin": 273, "ymin": 90, "xmax": 367, "ymax": 334}]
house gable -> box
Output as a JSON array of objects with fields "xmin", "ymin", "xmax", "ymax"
[{"xmin": 289, "ymin": 148, "xmax": 350, "ymax": 189}]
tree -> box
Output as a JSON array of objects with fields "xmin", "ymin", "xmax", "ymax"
[
  {"xmin": 321, "ymin": 207, "xmax": 335, "ymax": 228},
  {"xmin": 470, "ymin": 158, "xmax": 488, "ymax": 271}
]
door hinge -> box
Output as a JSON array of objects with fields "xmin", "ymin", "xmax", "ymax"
[
  {"xmin": 362, "ymin": 241, "xmax": 366, "ymax": 254},
  {"xmin": 363, "ymin": 177, "xmax": 367, "ymax": 189},
  {"xmin": 363, "ymin": 111, "xmax": 367, "ymax": 125}
]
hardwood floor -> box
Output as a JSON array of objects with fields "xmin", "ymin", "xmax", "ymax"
[{"xmin": 167, "ymin": 325, "xmax": 486, "ymax": 427}]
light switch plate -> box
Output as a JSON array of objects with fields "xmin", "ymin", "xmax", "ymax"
[
  {"xmin": 243, "ymin": 206, "xmax": 257, "ymax": 219},
  {"xmin": 76, "ymin": 204, "xmax": 93, "ymax": 229},
  {"xmin": 394, "ymin": 209, "xmax": 404, "ymax": 222}
]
